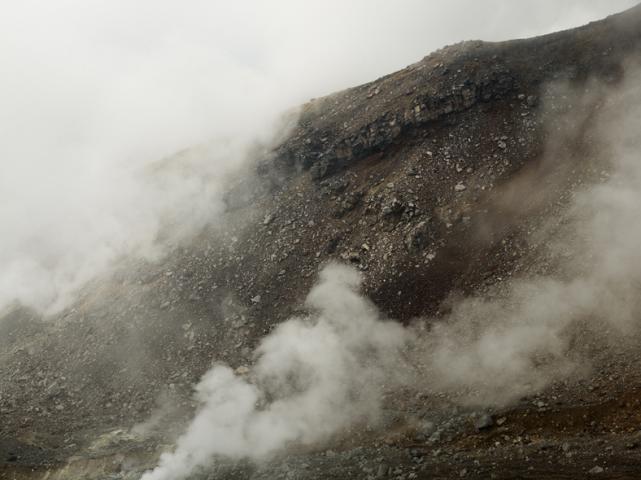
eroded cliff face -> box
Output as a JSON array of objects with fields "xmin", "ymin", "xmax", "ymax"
[
  {"xmin": 3, "ymin": 5, "xmax": 641, "ymax": 480},
  {"xmin": 272, "ymin": 5, "xmax": 638, "ymax": 181}
]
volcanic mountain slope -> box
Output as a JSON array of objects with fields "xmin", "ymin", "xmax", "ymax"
[{"xmin": 3, "ymin": 4, "xmax": 641, "ymax": 480}]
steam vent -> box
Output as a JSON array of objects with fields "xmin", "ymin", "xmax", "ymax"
[{"xmin": 3, "ymin": 4, "xmax": 641, "ymax": 480}]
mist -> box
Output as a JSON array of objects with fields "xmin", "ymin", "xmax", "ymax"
[
  {"xmin": 418, "ymin": 69, "xmax": 641, "ymax": 405},
  {"xmin": 140, "ymin": 55, "xmax": 641, "ymax": 479},
  {"xmin": 2, "ymin": 0, "xmax": 638, "ymax": 314},
  {"xmin": 141, "ymin": 264, "xmax": 409, "ymax": 480}
]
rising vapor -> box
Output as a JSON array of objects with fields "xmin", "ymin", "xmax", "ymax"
[
  {"xmin": 142, "ymin": 61, "xmax": 641, "ymax": 478},
  {"xmin": 141, "ymin": 264, "xmax": 408, "ymax": 480},
  {"xmin": 0, "ymin": 0, "xmax": 636, "ymax": 314}
]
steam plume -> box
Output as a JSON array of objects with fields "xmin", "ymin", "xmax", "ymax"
[
  {"xmin": 419, "ymin": 69, "xmax": 641, "ymax": 404},
  {"xmin": 141, "ymin": 264, "xmax": 408, "ymax": 480},
  {"xmin": 142, "ymin": 63, "xmax": 641, "ymax": 479},
  {"xmin": 1, "ymin": 1, "xmax": 635, "ymax": 314}
]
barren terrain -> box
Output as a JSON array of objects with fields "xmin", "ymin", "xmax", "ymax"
[{"xmin": 3, "ymin": 5, "xmax": 641, "ymax": 479}]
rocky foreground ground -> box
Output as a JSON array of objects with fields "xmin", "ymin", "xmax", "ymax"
[{"xmin": 3, "ymin": 5, "xmax": 641, "ymax": 480}]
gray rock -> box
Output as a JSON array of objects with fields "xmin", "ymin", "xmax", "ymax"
[
  {"xmin": 418, "ymin": 420, "xmax": 436, "ymax": 436},
  {"xmin": 405, "ymin": 221, "xmax": 430, "ymax": 253},
  {"xmin": 475, "ymin": 414, "xmax": 494, "ymax": 431},
  {"xmin": 376, "ymin": 463, "xmax": 388, "ymax": 478},
  {"xmin": 335, "ymin": 191, "xmax": 363, "ymax": 217},
  {"xmin": 382, "ymin": 197, "xmax": 404, "ymax": 216}
]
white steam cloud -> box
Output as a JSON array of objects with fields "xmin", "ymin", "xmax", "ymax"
[
  {"xmin": 420, "ymin": 71, "xmax": 641, "ymax": 404},
  {"xmin": 1, "ymin": 0, "xmax": 637, "ymax": 314},
  {"xmin": 141, "ymin": 264, "xmax": 408, "ymax": 480}
]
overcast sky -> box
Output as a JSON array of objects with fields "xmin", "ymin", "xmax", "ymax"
[{"xmin": 1, "ymin": 0, "xmax": 638, "ymax": 313}]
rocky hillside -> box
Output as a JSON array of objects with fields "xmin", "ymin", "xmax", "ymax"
[{"xmin": 3, "ymin": 4, "xmax": 641, "ymax": 480}]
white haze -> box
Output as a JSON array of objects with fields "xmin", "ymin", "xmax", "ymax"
[
  {"xmin": 142, "ymin": 60, "xmax": 641, "ymax": 480},
  {"xmin": 420, "ymin": 72, "xmax": 641, "ymax": 404},
  {"xmin": 141, "ymin": 264, "xmax": 409, "ymax": 480},
  {"xmin": 1, "ymin": 0, "xmax": 638, "ymax": 313}
]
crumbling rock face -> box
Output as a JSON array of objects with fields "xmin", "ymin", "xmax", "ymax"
[
  {"xmin": 271, "ymin": 6, "xmax": 641, "ymax": 183},
  {"xmin": 275, "ymin": 48, "xmax": 518, "ymax": 181}
]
